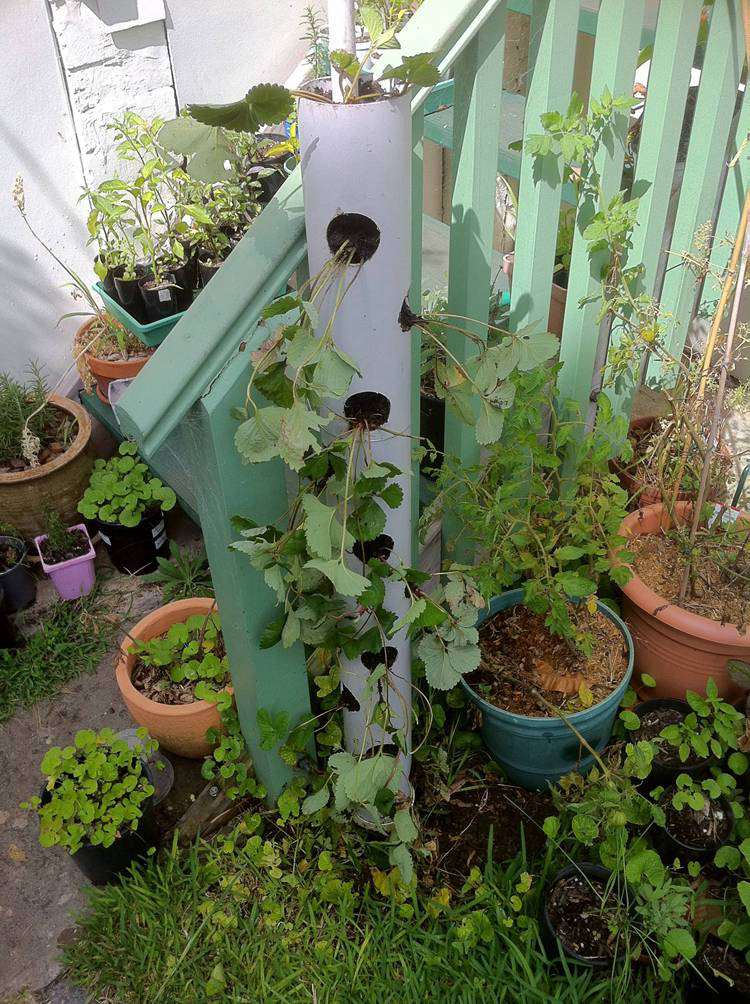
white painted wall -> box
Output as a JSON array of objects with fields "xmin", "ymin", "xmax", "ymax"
[
  {"xmin": 0, "ymin": 0, "xmax": 90, "ymax": 387},
  {"xmin": 1, "ymin": 0, "xmax": 309, "ymax": 388},
  {"xmin": 166, "ymin": 0, "xmax": 309, "ymax": 105}
]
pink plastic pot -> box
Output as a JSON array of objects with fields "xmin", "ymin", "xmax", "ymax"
[{"xmin": 34, "ymin": 524, "xmax": 96, "ymax": 600}]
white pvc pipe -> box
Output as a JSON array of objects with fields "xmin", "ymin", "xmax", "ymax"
[
  {"xmin": 298, "ymin": 89, "xmax": 413, "ymax": 790},
  {"xmin": 328, "ymin": 0, "xmax": 357, "ymax": 102}
]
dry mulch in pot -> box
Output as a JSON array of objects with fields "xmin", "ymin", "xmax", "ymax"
[
  {"xmin": 467, "ymin": 604, "xmax": 628, "ymax": 717},
  {"xmin": 546, "ymin": 873, "xmax": 619, "ymax": 962},
  {"xmin": 0, "ymin": 406, "xmax": 76, "ymax": 473},
  {"xmin": 39, "ymin": 527, "xmax": 90, "ymax": 564},
  {"xmin": 630, "ymin": 530, "xmax": 750, "ymax": 628},
  {"xmin": 664, "ymin": 797, "xmax": 732, "ymax": 849}
]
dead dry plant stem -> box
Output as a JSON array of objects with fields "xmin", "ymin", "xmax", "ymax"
[
  {"xmin": 678, "ymin": 222, "xmax": 750, "ymax": 605},
  {"xmin": 669, "ymin": 191, "xmax": 750, "ymax": 513}
]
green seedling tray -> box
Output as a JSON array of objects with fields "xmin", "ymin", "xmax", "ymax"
[{"xmin": 94, "ymin": 282, "xmax": 186, "ymax": 347}]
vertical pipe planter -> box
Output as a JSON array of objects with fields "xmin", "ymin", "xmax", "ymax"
[{"xmin": 298, "ymin": 88, "xmax": 414, "ymax": 788}]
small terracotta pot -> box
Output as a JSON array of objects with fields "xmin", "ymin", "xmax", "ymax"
[
  {"xmin": 77, "ymin": 317, "xmax": 153, "ymax": 404},
  {"xmin": 617, "ymin": 503, "xmax": 750, "ymax": 700},
  {"xmin": 617, "ymin": 416, "xmax": 730, "ymax": 509},
  {"xmin": 116, "ymin": 597, "xmax": 226, "ymax": 758}
]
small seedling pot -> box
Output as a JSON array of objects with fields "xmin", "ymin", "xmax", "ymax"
[
  {"xmin": 632, "ymin": 698, "xmax": 712, "ymax": 785},
  {"xmin": 460, "ymin": 589, "xmax": 634, "ymax": 790},
  {"xmin": 40, "ymin": 764, "xmax": 159, "ymax": 886},
  {"xmin": 655, "ymin": 789, "xmax": 734, "ymax": 864},
  {"xmin": 167, "ymin": 260, "xmax": 195, "ymax": 312},
  {"xmin": 138, "ymin": 274, "xmax": 179, "ymax": 323},
  {"xmin": 198, "ymin": 258, "xmax": 223, "ymax": 287},
  {"xmin": 33, "ymin": 524, "xmax": 96, "ymax": 601},
  {"xmin": 97, "ymin": 259, "xmax": 124, "ymax": 303},
  {"xmin": 116, "ymin": 597, "xmax": 225, "ymax": 758},
  {"xmin": 0, "ymin": 536, "xmax": 36, "ymax": 612},
  {"xmin": 541, "ymin": 863, "xmax": 617, "ymax": 968},
  {"xmin": 92, "ymin": 510, "xmax": 169, "ymax": 575},
  {"xmin": 114, "ymin": 273, "xmax": 149, "ymax": 325}
]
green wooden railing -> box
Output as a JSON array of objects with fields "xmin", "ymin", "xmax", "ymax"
[{"xmin": 113, "ymin": 0, "xmax": 748, "ymax": 796}]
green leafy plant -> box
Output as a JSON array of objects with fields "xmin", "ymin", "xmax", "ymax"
[
  {"xmin": 22, "ymin": 727, "xmax": 157, "ymax": 854},
  {"xmin": 142, "ymin": 540, "xmax": 214, "ymax": 601},
  {"xmin": 301, "ymin": 4, "xmax": 330, "ymax": 80},
  {"xmin": 133, "ymin": 611, "xmax": 230, "ymax": 708},
  {"xmin": 621, "ymin": 679, "xmax": 747, "ymax": 768},
  {"xmin": 78, "ymin": 441, "xmax": 176, "ymax": 528},
  {"xmin": 433, "ymin": 371, "xmax": 632, "ymax": 654},
  {"xmin": 202, "ymin": 707, "xmax": 267, "ymax": 801}
]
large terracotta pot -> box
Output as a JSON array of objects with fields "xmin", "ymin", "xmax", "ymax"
[
  {"xmin": 503, "ymin": 252, "xmax": 567, "ymax": 337},
  {"xmin": 617, "ymin": 416, "xmax": 730, "ymax": 509},
  {"xmin": 78, "ymin": 318, "xmax": 152, "ymax": 404},
  {"xmin": 116, "ymin": 597, "xmax": 225, "ymax": 758},
  {"xmin": 618, "ymin": 503, "xmax": 750, "ymax": 700},
  {"xmin": 0, "ymin": 394, "xmax": 94, "ymax": 538}
]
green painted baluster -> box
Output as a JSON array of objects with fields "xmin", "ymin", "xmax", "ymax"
[
  {"xmin": 650, "ymin": 0, "xmax": 745, "ymax": 381},
  {"xmin": 444, "ymin": 2, "xmax": 507, "ymax": 481},
  {"xmin": 556, "ymin": 0, "xmax": 645, "ymax": 414},
  {"xmin": 607, "ymin": 0, "xmax": 702, "ymax": 416},
  {"xmin": 508, "ymin": 0, "xmax": 578, "ymax": 335}
]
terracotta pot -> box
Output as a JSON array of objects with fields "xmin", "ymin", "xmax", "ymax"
[
  {"xmin": 78, "ymin": 318, "xmax": 152, "ymax": 404},
  {"xmin": 0, "ymin": 394, "xmax": 94, "ymax": 538},
  {"xmin": 617, "ymin": 416, "xmax": 730, "ymax": 509},
  {"xmin": 618, "ymin": 503, "xmax": 750, "ymax": 700},
  {"xmin": 503, "ymin": 252, "xmax": 567, "ymax": 337},
  {"xmin": 116, "ymin": 597, "xmax": 226, "ymax": 758}
]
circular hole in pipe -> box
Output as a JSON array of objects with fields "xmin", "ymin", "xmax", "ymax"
[
  {"xmin": 344, "ymin": 391, "xmax": 390, "ymax": 430},
  {"xmin": 361, "ymin": 646, "xmax": 398, "ymax": 672},
  {"xmin": 353, "ymin": 534, "xmax": 394, "ymax": 564},
  {"xmin": 326, "ymin": 213, "xmax": 381, "ymax": 264}
]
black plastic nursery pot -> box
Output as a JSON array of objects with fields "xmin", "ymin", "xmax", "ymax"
[
  {"xmin": 40, "ymin": 767, "xmax": 159, "ymax": 886},
  {"xmin": 0, "ymin": 587, "xmax": 20, "ymax": 649},
  {"xmin": 93, "ymin": 510, "xmax": 169, "ymax": 575},
  {"xmin": 542, "ymin": 863, "xmax": 620, "ymax": 968},
  {"xmin": 138, "ymin": 274, "xmax": 180, "ymax": 323},
  {"xmin": 633, "ymin": 698, "xmax": 712, "ymax": 785},
  {"xmin": 198, "ymin": 258, "xmax": 223, "ymax": 288},
  {"xmin": 114, "ymin": 273, "xmax": 149, "ymax": 325},
  {"xmin": 98, "ymin": 259, "xmax": 124, "ymax": 302},
  {"xmin": 168, "ymin": 260, "xmax": 195, "ymax": 313},
  {"xmin": 0, "ymin": 536, "xmax": 37, "ymax": 613},
  {"xmin": 687, "ymin": 937, "xmax": 750, "ymax": 1002},
  {"xmin": 656, "ymin": 790, "xmax": 734, "ymax": 864}
]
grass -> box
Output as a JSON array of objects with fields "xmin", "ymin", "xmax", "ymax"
[
  {"xmin": 64, "ymin": 821, "xmax": 683, "ymax": 1004},
  {"xmin": 0, "ymin": 593, "xmax": 114, "ymax": 721}
]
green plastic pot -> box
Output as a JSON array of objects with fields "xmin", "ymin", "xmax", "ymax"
[{"xmin": 461, "ymin": 589, "xmax": 634, "ymax": 790}]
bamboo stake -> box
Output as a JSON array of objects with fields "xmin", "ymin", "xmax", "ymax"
[{"xmin": 678, "ymin": 219, "xmax": 750, "ymax": 603}]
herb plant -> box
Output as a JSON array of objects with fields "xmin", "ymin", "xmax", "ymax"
[
  {"xmin": 142, "ymin": 540, "xmax": 214, "ymax": 602},
  {"xmin": 133, "ymin": 610, "xmax": 230, "ymax": 708},
  {"xmin": 0, "ymin": 364, "xmax": 72, "ymax": 467},
  {"xmin": 78, "ymin": 441, "xmax": 176, "ymax": 528},
  {"xmin": 23, "ymin": 727, "xmax": 157, "ymax": 854}
]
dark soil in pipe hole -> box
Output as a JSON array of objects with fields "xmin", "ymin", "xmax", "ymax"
[
  {"xmin": 344, "ymin": 392, "xmax": 390, "ymax": 430},
  {"xmin": 327, "ymin": 213, "xmax": 381, "ymax": 264},
  {"xmin": 361, "ymin": 646, "xmax": 398, "ymax": 671},
  {"xmin": 353, "ymin": 534, "xmax": 394, "ymax": 563}
]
